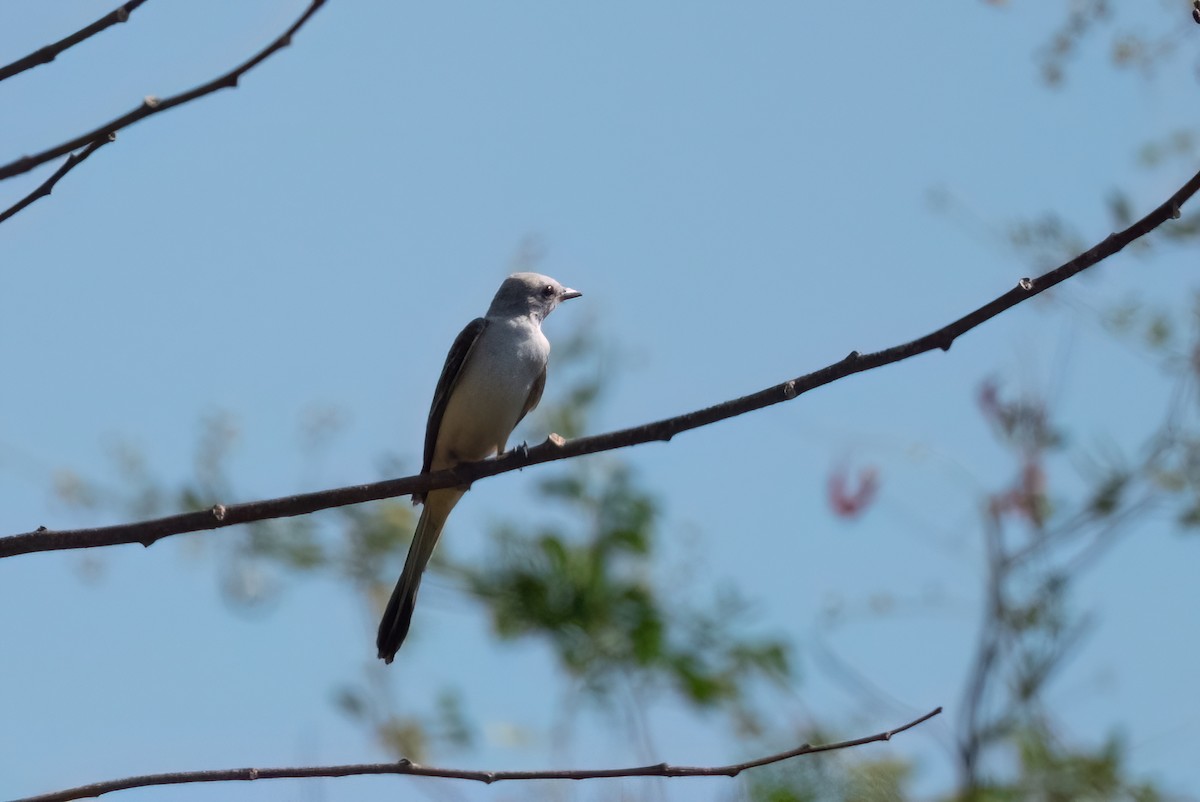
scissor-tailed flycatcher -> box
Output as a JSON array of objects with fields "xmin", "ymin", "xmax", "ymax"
[{"xmin": 377, "ymin": 272, "xmax": 582, "ymax": 663}]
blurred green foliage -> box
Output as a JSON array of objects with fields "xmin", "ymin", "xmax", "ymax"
[
  {"xmin": 43, "ymin": 3, "xmax": 1200, "ymax": 795},
  {"xmin": 456, "ymin": 461, "xmax": 790, "ymax": 721}
]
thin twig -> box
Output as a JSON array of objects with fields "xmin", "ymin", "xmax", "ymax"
[
  {"xmin": 15, "ymin": 708, "xmax": 941, "ymax": 802},
  {"xmin": 957, "ymin": 515, "xmax": 1005, "ymax": 788},
  {"xmin": 0, "ymin": 135, "xmax": 115, "ymax": 225},
  {"xmin": 2, "ymin": 164, "xmax": 1198, "ymax": 560},
  {"xmin": 0, "ymin": 0, "xmax": 151, "ymax": 83},
  {"xmin": 0, "ymin": 0, "xmax": 327, "ymax": 183}
]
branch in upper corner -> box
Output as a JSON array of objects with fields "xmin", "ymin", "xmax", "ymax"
[
  {"xmin": 0, "ymin": 0, "xmax": 152, "ymax": 84},
  {"xmin": 14, "ymin": 708, "xmax": 941, "ymax": 802},
  {"xmin": 0, "ymin": 0, "xmax": 327, "ymax": 183},
  {"xmin": 0, "ymin": 135, "xmax": 115, "ymax": 226},
  {"xmin": 1, "ymin": 162, "xmax": 1197, "ymax": 560}
]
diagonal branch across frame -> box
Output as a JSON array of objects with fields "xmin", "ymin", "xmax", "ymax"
[
  {"xmin": 1, "ymin": 164, "xmax": 1196, "ymax": 560},
  {"xmin": 0, "ymin": 0, "xmax": 152, "ymax": 84},
  {"xmin": 15, "ymin": 708, "xmax": 941, "ymax": 802}
]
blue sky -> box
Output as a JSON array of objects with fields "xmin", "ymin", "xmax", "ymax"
[{"xmin": 2, "ymin": 2, "xmax": 1198, "ymax": 800}]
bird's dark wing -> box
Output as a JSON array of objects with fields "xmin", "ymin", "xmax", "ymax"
[
  {"xmin": 421, "ymin": 317, "xmax": 488, "ymax": 477},
  {"xmin": 514, "ymin": 364, "xmax": 547, "ymax": 430}
]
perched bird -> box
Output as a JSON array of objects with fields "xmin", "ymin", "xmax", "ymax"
[{"xmin": 377, "ymin": 272, "xmax": 582, "ymax": 662}]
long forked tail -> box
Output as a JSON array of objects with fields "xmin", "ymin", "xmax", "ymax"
[{"xmin": 377, "ymin": 488, "xmax": 463, "ymax": 663}]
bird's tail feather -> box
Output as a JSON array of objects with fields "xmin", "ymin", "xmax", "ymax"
[{"xmin": 377, "ymin": 488, "xmax": 463, "ymax": 663}]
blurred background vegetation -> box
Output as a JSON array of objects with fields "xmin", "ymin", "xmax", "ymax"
[{"xmin": 18, "ymin": 1, "xmax": 1200, "ymax": 800}]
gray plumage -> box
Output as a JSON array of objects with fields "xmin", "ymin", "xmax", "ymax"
[{"xmin": 377, "ymin": 272, "xmax": 581, "ymax": 663}]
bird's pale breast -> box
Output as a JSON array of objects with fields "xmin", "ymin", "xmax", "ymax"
[{"xmin": 430, "ymin": 317, "xmax": 549, "ymax": 470}]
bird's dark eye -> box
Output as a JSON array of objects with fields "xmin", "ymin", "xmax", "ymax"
[{"xmin": 542, "ymin": 284, "xmax": 555, "ymax": 298}]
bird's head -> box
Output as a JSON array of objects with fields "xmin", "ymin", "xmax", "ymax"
[{"xmin": 488, "ymin": 272, "xmax": 582, "ymax": 322}]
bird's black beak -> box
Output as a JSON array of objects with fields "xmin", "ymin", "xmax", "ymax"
[{"xmin": 559, "ymin": 287, "xmax": 582, "ymax": 301}]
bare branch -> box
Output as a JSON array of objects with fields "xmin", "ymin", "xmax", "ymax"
[
  {"xmin": 0, "ymin": 0, "xmax": 327, "ymax": 183},
  {"xmin": 3, "ymin": 164, "xmax": 1198, "ymax": 560},
  {"xmin": 16, "ymin": 708, "xmax": 941, "ymax": 802},
  {"xmin": 0, "ymin": 135, "xmax": 115, "ymax": 225},
  {"xmin": 0, "ymin": 0, "xmax": 151, "ymax": 84}
]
